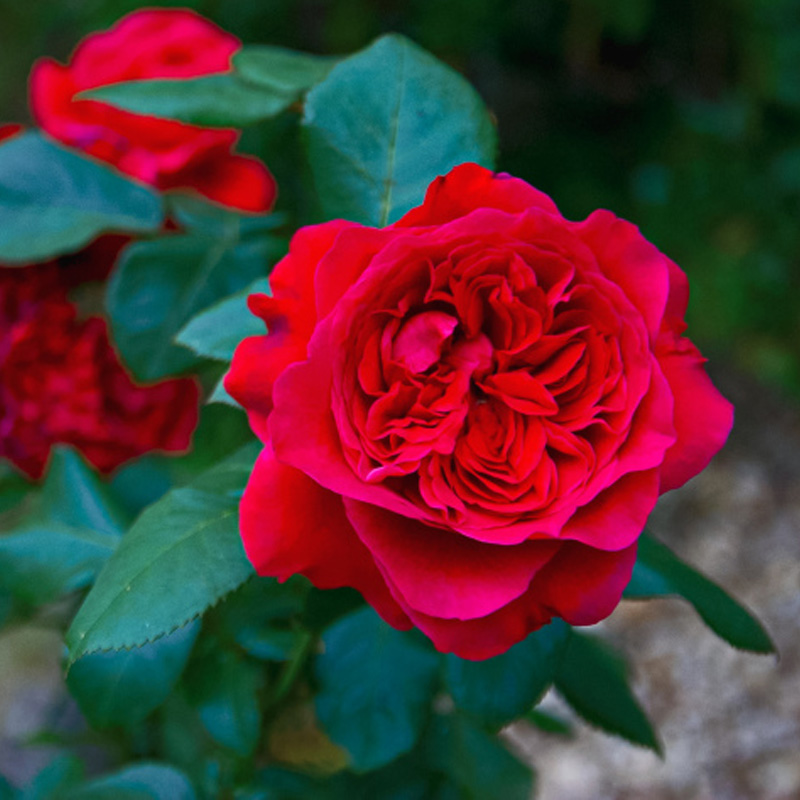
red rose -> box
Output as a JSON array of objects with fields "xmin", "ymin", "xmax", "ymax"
[
  {"xmin": 30, "ymin": 9, "xmax": 276, "ymax": 213},
  {"xmin": 0, "ymin": 124, "xmax": 23, "ymax": 143},
  {"xmin": 0, "ymin": 259, "xmax": 198, "ymax": 480},
  {"xmin": 226, "ymin": 164, "xmax": 733, "ymax": 659}
]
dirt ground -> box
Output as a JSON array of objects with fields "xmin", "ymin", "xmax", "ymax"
[{"xmin": 1, "ymin": 367, "xmax": 798, "ymax": 797}]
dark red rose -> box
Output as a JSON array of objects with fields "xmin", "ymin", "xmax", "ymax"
[
  {"xmin": 226, "ymin": 164, "xmax": 733, "ymax": 659},
  {"xmin": 30, "ymin": 9, "xmax": 276, "ymax": 213},
  {"xmin": 0, "ymin": 124, "xmax": 23, "ymax": 143},
  {"xmin": 0, "ymin": 260, "xmax": 198, "ymax": 480}
]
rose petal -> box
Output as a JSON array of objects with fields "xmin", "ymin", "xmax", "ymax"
[
  {"xmin": 529, "ymin": 540, "xmax": 638, "ymax": 624},
  {"xmin": 657, "ymin": 335, "xmax": 734, "ymax": 492},
  {"xmin": 395, "ymin": 162, "xmax": 560, "ymax": 227},
  {"xmin": 343, "ymin": 497, "xmax": 559, "ymax": 619},
  {"xmin": 240, "ymin": 444, "xmax": 410, "ymax": 629}
]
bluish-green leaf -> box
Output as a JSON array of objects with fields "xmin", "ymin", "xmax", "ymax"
[
  {"xmin": 424, "ymin": 713, "xmax": 534, "ymax": 800},
  {"xmin": 303, "ymin": 34, "xmax": 497, "ymax": 226},
  {"xmin": 555, "ymin": 632, "xmax": 661, "ymax": 754},
  {"xmin": 0, "ymin": 450, "xmax": 126, "ymax": 604},
  {"xmin": 63, "ymin": 763, "xmax": 195, "ymax": 800},
  {"xmin": 175, "ymin": 278, "xmax": 269, "ymax": 362},
  {"xmin": 65, "ymin": 444, "xmax": 258, "ymax": 662},
  {"xmin": 234, "ymin": 46, "xmax": 338, "ymax": 98},
  {"xmin": 185, "ymin": 648, "xmax": 263, "ymax": 756},
  {"xmin": 0, "ymin": 523, "xmax": 118, "ymax": 604},
  {"xmin": 81, "ymin": 74, "xmax": 293, "ymax": 128},
  {"xmin": 33, "ymin": 448, "xmax": 129, "ymax": 537},
  {"xmin": 624, "ymin": 531, "xmax": 775, "ymax": 654},
  {"xmin": 21, "ymin": 755, "xmax": 84, "ymax": 800},
  {"xmin": 0, "ymin": 132, "xmax": 162, "ymax": 264},
  {"xmin": 315, "ymin": 607, "xmax": 440, "ymax": 771},
  {"xmin": 67, "ymin": 619, "xmax": 200, "ymax": 728},
  {"xmin": 445, "ymin": 620, "xmax": 570, "ymax": 728},
  {"xmin": 106, "ymin": 232, "xmax": 278, "ymax": 381}
]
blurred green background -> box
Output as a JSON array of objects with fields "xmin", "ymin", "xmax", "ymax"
[{"xmin": 2, "ymin": 0, "xmax": 799, "ymax": 397}]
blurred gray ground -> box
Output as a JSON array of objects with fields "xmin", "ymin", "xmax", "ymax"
[
  {"xmin": 1, "ymin": 367, "xmax": 799, "ymax": 796},
  {"xmin": 509, "ymin": 367, "xmax": 800, "ymax": 799}
]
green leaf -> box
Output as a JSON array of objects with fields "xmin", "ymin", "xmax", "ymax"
[
  {"xmin": 624, "ymin": 531, "xmax": 775, "ymax": 654},
  {"xmin": 445, "ymin": 620, "xmax": 569, "ymax": 728},
  {"xmin": 106, "ymin": 232, "xmax": 279, "ymax": 381},
  {"xmin": 554, "ymin": 632, "xmax": 661, "ymax": 754},
  {"xmin": 65, "ymin": 444, "xmax": 258, "ymax": 663},
  {"xmin": 67, "ymin": 619, "xmax": 200, "ymax": 728},
  {"xmin": 0, "ymin": 522, "xmax": 118, "ymax": 604},
  {"xmin": 175, "ymin": 278, "xmax": 270, "ymax": 362},
  {"xmin": 523, "ymin": 708, "xmax": 574, "ymax": 737},
  {"xmin": 63, "ymin": 763, "xmax": 195, "ymax": 800},
  {"xmin": 303, "ymin": 34, "xmax": 497, "ymax": 226},
  {"xmin": 33, "ymin": 448, "xmax": 129, "ymax": 537},
  {"xmin": 208, "ymin": 377, "xmax": 240, "ymax": 408},
  {"xmin": 0, "ymin": 450, "xmax": 126, "ymax": 604},
  {"xmin": 424, "ymin": 713, "xmax": 534, "ymax": 800},
  {"xmin": 80, "ymin": 74, "xmax": 294, "ymax": 128},
  {"xmin": 185, "ymin": 647, "xmax": 263, "ymax": 756},
  {"xmin": 0, "ymin": 132, "xmax": 162, "ymax": 264},
  {"xmin": 235, "ymin": 46, "xmax": 338, "ymax": 101},
  {"xmin": 21, "ymin": 755, "xmax": 85, "ymax": 800},
  {"xmin": 315, "ymin": 607, "xmax": 440, "ymax": 771}
]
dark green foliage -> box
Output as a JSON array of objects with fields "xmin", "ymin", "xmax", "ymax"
[
  {"xmin": 445, "ymin": 620, "xmax": 570, "ymax": 728},
  {"xmin": 315, "ymin": 607, "xmax": 441, "ymax": 770},
  {"xmin": 625, "ymin": 532, "xmax": 775, "ymax": 654},
  {"xmin": 555, "ymin": 632, "xmax": 662, "ymax": 754}
]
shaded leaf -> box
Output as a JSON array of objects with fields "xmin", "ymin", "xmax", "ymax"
[
  {"xmin": 67, "ymin": 619, "xmax": 200, "ymax": 728},
  {"xmin": 424, "ymin": 713, "xmax": 534, "ymax": 800},
  {"xmin": 185, "ymin": 648, "xmax": 263, "ymax": 756},
  {"xmin": 235, "ymin": 46, "xmax": 338, "ymax": 100},
  {"xmin": 315, "ymin": 607, "xmax": 440, "ymax": 771},
  {"xmin": 624, "ymin": 531, "xmax": 775, "ymax": 654},
  {"xmin": 175, "ymin": 278, "xmax": 270, "ymax": 362},
  {"xmin": 0, "ymin": 132, "xmax": 162, "ymax": 263},
  {"xmin": 445, "ymin": 620, "xmax": 569, "ymax": 728},
  {"xmin": 0, "ymin": 522, "xmax": 117, "ymax": 604},
  {"xmin": 65, "ymin": 444, "xmax": 258, "ymax": 662},
  {"xmin": 106, "ymin": 232, "xmax": 278, "ymax": 381},
  {"xmin": 63, "ymin": 763, "xmax": 195, "ymax": 800},
  {"xmin": 303, "ymin": 34, "xmax": 496, "ymax": 226},
  {"xmin": 81, "ymin": 74, "xmax": 294, "ymax": 128},
  {"xmin": 554, "ymin": 631, "xmax": 661, "ymax": 754}
]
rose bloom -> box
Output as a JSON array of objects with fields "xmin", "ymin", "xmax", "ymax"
[
  {"xmin": 0, "ymin": 123, "xmax": 22, "ymax": 143},
  {"xmin": 227, "ymin": 164, "xmax": 733, "ymax": 659},
  {"xmin": 30, "ymin": 9, "xmax": 275, "ymax": 213},
  {"xmin": 0, "ymin": 256, "xmax": 198, "ymax": 480}
]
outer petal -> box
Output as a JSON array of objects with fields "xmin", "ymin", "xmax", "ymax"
[
  {"xmin": 576, "ymin": 209, "xmax": 670, "ymax": 343},
  {"xmin": 240, "ymin": 444, "xmax": 410, "ymax": 629},
  {"xmin": 391, "ymin": 584, "xmax": 554, "ymax": 660},
  {"xmin": 343, "ymin": 498, "xmax": 559, "ymax": 620},
  {"xmin": 657, "ymin": 335, "xmax": 734, "ymax": 492},
  {"xmin": 559, "ymin": 468, "xmax": 660, "ymax": 550},
  {"xmin": 529, "ymin": 540, "xmax": 638, "ymax": 625},
  {"xmin": 224, "ymin": 334, "xmax": 305, "ymax": 441},
  {"xmin": 162, "ymin": 150, "xmax": 277, "ymax": 213},
  {"xmin": 394, "ymin": 162, "xmax": 559, "ymax": 227}
]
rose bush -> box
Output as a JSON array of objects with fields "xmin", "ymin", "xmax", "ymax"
[
  {"xmin": 0, "ymin": 250, "xmax": 198, "ymax": 480},
  {"xmin": 227, "ymin": 163, "xmax": 734, "ymax": 659},
  {"xmin": 30, "ymin": 8, "xmax": 276, "ymax": 212}
]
